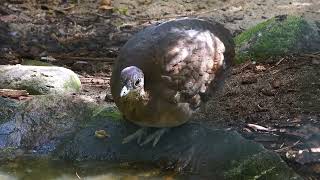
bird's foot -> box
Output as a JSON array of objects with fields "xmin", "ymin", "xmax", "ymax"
[
  {"xmin": 122, "ymin": 127, "xmax": 147, "ymax": 145},
  {"xmin": 140, "ymin": 128, "xmax": 168, "ymax": 147},
  {"xmin": 122, "ymin": 128, "xmax": 169, "ymax": 147}
]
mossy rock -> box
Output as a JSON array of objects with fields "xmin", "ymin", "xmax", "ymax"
[
  {"xmin": 0, "ymin": 95, "xmax": 97, "ymax": 151},
  {"xmin": 0, "ymin": 65, "xmax": 81, "ymax": 95},
  {"xmin": 235, "ymin": 15, "xmax": 320, "ymax": 63}
]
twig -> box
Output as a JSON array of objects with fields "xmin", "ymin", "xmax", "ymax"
[
  {"xmin": 94, "ymin": 13, "xmax": 113, "ymax": 19},
  {"xmin": 60, "ymin": 4, "xmax": 76, "ymax": 11},
  {"xmin": 301, "ymin": 53, "xmax": 320, "ymax": 58},
  {"xmin": 274, "ymin": 140, "xmax": 301, "ymax": 152},
  {"xmin": 246, "ymin": 123, "xmax": 274, "ymax": 132},
  {"xmin": 53, "ymin": 56, "xmax": 115, "ymax": 63},
  {"xmin": 80, "ymin": 77, "xmax": 110, "ymax": 84},
  {"xmin": 257, "ymin": 104, "xmax": 268, "ymax": 111},
  {"xmin": 76, "ymin": 171, "xmax": 81, "ymax": 179},
  {"xmin": 92, "ymin": 13, "xmax": 127, "ymax": 20},
  {"xmin": 275, "ymin": 58, "xmax": 284, "ymax": 66},
  {"xmin": 194, "ymin": 9, "xmax": 220, "ymax": 16}
]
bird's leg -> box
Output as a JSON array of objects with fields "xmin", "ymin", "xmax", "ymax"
[
  {"xmin": 140, "ymin": 128, "xmax": 169, "ymax": 147},
  {"xmin": 122, "ymin": 127, "xmax": 147, "ymax": 144}
]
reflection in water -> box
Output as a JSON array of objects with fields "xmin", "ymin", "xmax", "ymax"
[
  {"xmin": 0, "ymin": 157, "xmax": 177, "ymax": 180},
  {"xmin": 0, "ymin": 173, "xmax": 17, "ymax": 180}
]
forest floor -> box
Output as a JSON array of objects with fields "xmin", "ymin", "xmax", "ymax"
[{"xmin": 0, "ymin": 0, "xmax": 319, "ymax": 178}]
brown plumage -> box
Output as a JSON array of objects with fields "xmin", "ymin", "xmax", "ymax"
[{"xmin": 111, "ymin": 18, "xmax": 235, "ymax": 130}]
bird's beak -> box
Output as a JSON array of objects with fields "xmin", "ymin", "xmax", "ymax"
[{"xmin": 120, "ymin": 86, "xmax": 130, "ymax": 97}]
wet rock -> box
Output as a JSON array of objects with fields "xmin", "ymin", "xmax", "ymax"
[
  {"xmin": 0, "ymin": 95, "xmax": 301, "ymax": 179},
  {"xmin": 54, "ymin": 107, "xmax": 301, "ymax": 179},
  {"xmin": 235, "ymin": 15, "xmax": 320, "ymax": 63},
  {"xmin": 0, "ymin": 95, "xmax": 96, "ymax": 152},
  {"xmin": 284, "ymin": 124, "xmax": 320, "ymax": 165},
  {"xmin": 0, "ymin": 65, "xmax": 81, "ymax": 95}
]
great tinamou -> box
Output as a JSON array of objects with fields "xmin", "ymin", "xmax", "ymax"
[{"xmin": 111, "ymin": 18, "xmax": 235, "ymax": 146}]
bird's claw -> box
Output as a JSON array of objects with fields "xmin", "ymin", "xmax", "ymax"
[
  {"xmin": 122, "ymin": 128, "xmax": 146, "ymax": 144},
  {"xmin": 140, "ymin": 128, "xmax": 168, "ymax": 147},
  {"xmin": 122, "ymin": 128, "xmax": 169, "ymax": 147}
]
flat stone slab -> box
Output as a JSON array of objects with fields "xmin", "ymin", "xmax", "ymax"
[
  {"xmin": 56, "ymin": 118, "xmax": 302, "ymax": 179},
  {"xmin": 0, "ymin": 65, "xmax": 81, "ymax": 95},
  {"xmin": 0, "ymin": 95, "xmax": 301, "ymax": 179}
]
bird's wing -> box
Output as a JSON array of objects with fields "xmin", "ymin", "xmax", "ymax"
[{"xmin": 152, "ymin": 19, "xmax": 234, "ymax": 108}]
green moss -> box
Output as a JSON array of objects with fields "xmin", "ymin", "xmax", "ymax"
[
  {"xmin": 0, "ymin": 147, "xmax": 16, "ymax": 153},
  {"xmin": 234, "ymin": 19, "xmax": 271, "ymax": 46},
  {"xmin": 92, "ymin": 106, "xmax": 122, "ymax": 121},
  {"xmin": 224, "ymin": 151, "xmax": 300, "ymax": 179},
  {"xmin": 234, "ymin": 16, "xmax": 308, "ymax": 63},
  {"xmin": 0, "ymin": 98, "xmax": 18, "ymax": 123},
  {"xmin": 63, "ymin": 75, "xmax": 81, "ymax": 92},
  {"xmin": 113, "ymin": 7, "xmax": 129, "ymax": 15},
  {"xmin": 21, "ymin": 60, "xmax": 53, "ymax": 66}
]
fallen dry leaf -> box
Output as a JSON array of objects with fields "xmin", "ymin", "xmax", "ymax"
[{"xmin": 95, "ymin": 129, "xmax": 110, "ymax": 139}]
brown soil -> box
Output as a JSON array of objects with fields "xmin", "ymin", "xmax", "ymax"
[{"xmin": 0, "ymin": 0, "xmax": 319, "ymax": 178}]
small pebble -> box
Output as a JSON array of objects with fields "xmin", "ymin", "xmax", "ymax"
[
  {"xmin": 241, "ymin": 76, "xmax": 257, "ymax": 84},
  {"xmin": 271, "ymin": 80, "xmax": 281, "ymax": 88},
  {"xmin": 261, "ymin": 88, "xmax": 276, "ymax": 96},
  {"xmin": 311, "ymin": 59, "xmax": 320, "ymax": 65}
]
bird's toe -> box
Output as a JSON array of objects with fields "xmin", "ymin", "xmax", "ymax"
[
  {"xmin": 122, "ymin": 127, "xmax": 146, "ymax": 144},
  {"xmin": 140, "ymin": 128, "xmax": 169, "ymax": 147}
]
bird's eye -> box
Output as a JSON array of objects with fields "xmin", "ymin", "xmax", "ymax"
[{"xmin": 134, "ymin": 79, "xmax": 141, "ymax": 87}]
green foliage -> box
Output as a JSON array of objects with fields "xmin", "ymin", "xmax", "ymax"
[
  {"xmin": 225, "ymin": 151, "xmax": 301, "ymax": 179},
  {"xmin": 113, "ymin": 7, "xmax": 129, "ymax": 15},
  {"xmin": 92, "ymin": 106, "xmax": 122, "ymax": 121},
  {"xmin": 0, "ymin": 147, "xmax": 16, "ymax": 153},
  {"xmin": 234, "ymin": 16, "xmax": 308, "ymax": 63}
]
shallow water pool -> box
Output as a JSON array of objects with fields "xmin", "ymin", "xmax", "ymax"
[{"xmin": 0, "ymin": 157, "xmax": 177, "ymax": 180}]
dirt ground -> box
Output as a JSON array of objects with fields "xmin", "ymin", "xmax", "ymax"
[{"xmin": 0, "ymin": 0, "xmax": 319, "ymax": 178}]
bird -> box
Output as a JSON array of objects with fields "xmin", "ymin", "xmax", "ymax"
[{"xmin": 111, "ymin": 17, "xmax": 235, "ymax": 146}]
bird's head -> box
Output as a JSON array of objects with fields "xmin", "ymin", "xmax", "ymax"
[{"xmin": 119, "ymin": 66, "xmax": 145, "ymax": 99}]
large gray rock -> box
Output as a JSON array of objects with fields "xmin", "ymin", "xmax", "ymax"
[
  {"xmin": 0, "ymin": 65, "xmax": 81, "ymax": 95},
  {"xmin": 0, "ymin": 95, "xmax": 95, "ymax": 151}
]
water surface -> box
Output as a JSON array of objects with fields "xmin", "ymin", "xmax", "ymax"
[{"xmin": 0, "ymin": 157, "xmax": 177, "ymax": 180}]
